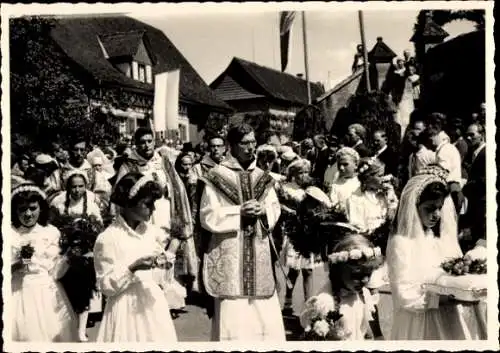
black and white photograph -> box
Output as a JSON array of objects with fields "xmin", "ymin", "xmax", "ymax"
[{"xmin": 1, "ymin": 1, "xmax": 496, "ymax": 351}]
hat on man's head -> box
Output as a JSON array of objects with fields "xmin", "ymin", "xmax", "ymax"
[{"xmin": 35, "ymin": 154, "xmax": 55, "ymax": 165}]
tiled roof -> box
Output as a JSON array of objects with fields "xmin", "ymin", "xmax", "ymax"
[
  {"xmin": 368, "ymin": 37, "xmax": 397, "ymax": 63},
  {"xmin": 210, "ymin": 57, "xmax": 324, "ymax": 105},
  {"xmin": 50, "ymin": 16, "xmax": 232, "ymax": 111},
  {"xmin": 410, "ymin": 18, "xmax": 449, "ymax": 42},
  {"xmin": 99, "ymin": 30, "xmax": 145, "ymax": 59}
]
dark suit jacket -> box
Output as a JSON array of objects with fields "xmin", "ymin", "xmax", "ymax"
[
  {"xmin": 311, "ymin": 147, "xmax": 330, "ymax": 185},
  {"xmin": 354, "ymin": 143, "xmax": 372, "ymax": 158},
  {"xmin": 462, "ymin": 146, "xmax": 486, "ymax": 242},
  {"xmin": 376, "ymin": 147, "xmax": 398, "ymax": 176}
]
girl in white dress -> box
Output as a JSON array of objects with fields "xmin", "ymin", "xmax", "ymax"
[
  {"xmin": 346, "ymin": 158, "xmax": 398, "ymax": 237},
  {"xmin": 11, "ymin": 183, "xmax": 77, "ymax": 341},
  {"xmin": 387, "ymin": 165, "xmax": 485, "ymax": 340},
  {"xmin": 300, "ymin": 234, "xmax": 384, "ymax": 340},
  {"xmin": 93, "ymin": 172, "xmax": 178, "ymax": 342},
  {"xmin": 329, "ymin": 147, "xmax": 361, "ymax": 214},
  {"xmin": 345, "ymin": 157, "xmax": 399, "ymax": 339}
]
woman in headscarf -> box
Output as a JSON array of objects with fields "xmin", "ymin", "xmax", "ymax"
[{"xmin": 386, "ymin": 165, "xmax": 485, "ymax": 340}]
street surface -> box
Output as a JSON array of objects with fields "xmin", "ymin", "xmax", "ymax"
[{"xmin": 88, "ymin": 264, "xmax": 393, "ymax": 341}]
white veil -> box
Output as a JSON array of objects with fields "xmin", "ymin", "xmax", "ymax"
[
  {"xmin": 393, "ymin": 166, "xmax": 462, "ymax": 259},
  {"xmin": 387, "ymin": 166, "xmax": 462, "ymax": 312}
]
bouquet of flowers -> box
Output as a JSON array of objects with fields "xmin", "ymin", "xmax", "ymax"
[
  {"xmin": 57, "ymin": 214, "xmax": 103, "ymax": 313},
  {"xmin": 58, "ymin": 215, "xmax": 103, "ymax": 264},
  {"xmin": 300, "ymin": 293, "xmax": 351, "ymax": 341},
  {"xmin": 19, "ymin": 243, "xmax": 35, "ymax": 264},
  {"xmin": 441, "ymin": 256, "xmax": 487, "ymax": 276}
]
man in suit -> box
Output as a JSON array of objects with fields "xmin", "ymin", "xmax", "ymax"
[
  {"xmin": 372, "ymin": 129, "xmax": 398, "ymax": 176},
  {"xmin": 345, "ymin": 123, "xmax": 372, "ymax": 157},
  {"xmin": 311, "ymin": 134, "xmax": 330, "ymax": 186},
  {"xmin": 461, "ymin": 123, "xmax": 486, "ymax": 251}
]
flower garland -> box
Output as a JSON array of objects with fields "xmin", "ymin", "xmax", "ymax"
[
  {"xmin": 441, "ymin": 256, "xmax": 487, "ymax": 276},
  {"xmin": 328, "ymin": 246, "xmax": 382, "ymax": 264}
]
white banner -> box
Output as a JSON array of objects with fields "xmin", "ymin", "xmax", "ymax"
[
  {"xmin": 153, "ymin": 69, "xmax": 180, "ymax": 134},
  {"xmin": 165, "ymin": 69, "xmax": 180, "ymax": 131},
  {"xmin": 153, "ymin": 72, "xmax": 168, "ymax": 133}
]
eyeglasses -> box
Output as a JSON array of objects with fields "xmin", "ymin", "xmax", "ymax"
[{"xmin": 239, "ymin": 139, "xmax": 257, "ymax": 147}]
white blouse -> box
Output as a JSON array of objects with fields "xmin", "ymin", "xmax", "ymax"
[
  {"xmin": 50, "ymin": 190, "xmax": 102, "ymax": 222},
  {"xmin": 329, "ymin": 177, "xmax": 361, "ymax": 213},
  {"xmin": 93, "ymin": 216, "xmax": 167, "ymax": 298},
  {"xmin": 12, "ymin": 224, "xmax": 69, "ymax": 280}
]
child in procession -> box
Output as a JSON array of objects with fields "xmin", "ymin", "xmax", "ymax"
[
  {"xmin": 11, "ymin": 183, "xmax": 77, "ymax": 342},
  {"xmin": 300, "ymin": 234, "xmax": 384, "ymax": 340}
]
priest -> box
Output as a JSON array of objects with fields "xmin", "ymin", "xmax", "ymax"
[{"xmin": 199, "ymin": 123, "xmax": 285, "ymax": 341}]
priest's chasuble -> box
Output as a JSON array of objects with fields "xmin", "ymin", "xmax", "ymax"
[{"xmin": 200, "ymin": 156, "xmax": 280, "ymax": 299}]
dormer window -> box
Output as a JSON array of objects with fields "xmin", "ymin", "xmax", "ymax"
[
  {"xmin": 98, "ymin": 30, "xmax": 156, "ymax": 84},
  {"xmin": 138, "ymin": 64, "xmax": 146, "ymax": 82}
]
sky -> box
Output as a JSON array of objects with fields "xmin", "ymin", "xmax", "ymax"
[{"xmin": 130, "ymin": 10, "xmax": 475, "ymax": 88}]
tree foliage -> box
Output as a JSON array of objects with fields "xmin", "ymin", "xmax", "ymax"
[
  {"xmin": 292, "ymin": 105, "xmax": 328, "ymax": 141},
  {"xmin": 330, "ymin": 91, "xmax": 401, "ymax": 148},
  {"xmin": 10, "ymin": 16, "xmax": 120, "ymax": 154},
  {"xmin": 202, "ymin": 112, "xmax": 229, "ymax": 140},
  {"xmin": 414, "ymin": 10, "xmax": 485, "ymax": 34}
]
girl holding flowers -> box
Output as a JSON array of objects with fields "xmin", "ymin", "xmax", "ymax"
[
  {"xmin": 93, "ymin": 172, "xmax": 178, "ymax": 341},
  {"xmin": 387, "ymin": 165, "xmax": 485, "ymax": 340},
  {"xmin": 300, "ymin": 234, "xmax": 384, "ymax": 340},
  {"xmin": 11, "ymin": 183, "xmax": 77, "ymax": 341},
  {"xmin": 50, "ymin": 170, "xmax": 104, "ymax": 342}
]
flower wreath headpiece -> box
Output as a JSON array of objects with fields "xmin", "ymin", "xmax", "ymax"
[
  {"xmin": 416, "ymin": 165, "xmax": 449, "ymax": 181},
  {"xmin": 64, "ymin": 169, "xmax": 89, "ymax": 185},
  {"xmin": 129, "ymin": 175, "xmax": 155, "ymax": 199},
  {"xmin": 12, "ymin": 183, "xmax": 47, "ymax": 200},
  {"xmin": 358, "ymin": 158, "xmax": 374, "ymax": 174},
  {"xmin": 328, "ymin": 246, "xmax": 382, "ymax": 264},
  {"xmin": 414, "ymin": 165, "xmax": 449, "ymax": 200}
]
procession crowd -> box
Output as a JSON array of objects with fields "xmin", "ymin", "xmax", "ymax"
[{"xmin": 10, "ymin": 102, "xmax": 488, "ymax": 342}]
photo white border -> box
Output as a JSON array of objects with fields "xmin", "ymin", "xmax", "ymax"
[{"xmin": 1, "ymin": 1, "xmax": 497, "ymax": 351}]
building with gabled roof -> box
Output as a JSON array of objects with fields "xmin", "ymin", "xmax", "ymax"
[
  {"xmin": 210, "ymin": 57, "xmax": 324, "ymax": 118},
  {"xmin": 49, "ymin": 16, "xmax": 232, "ymax": 142}
]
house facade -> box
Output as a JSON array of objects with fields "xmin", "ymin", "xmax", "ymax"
[
  {"xmin": 210, "ymin": 57, "xmax": 324, "ymax": 122},
  {"xmin": 50, "ymin": 16, "xmax": 232, "ymax": 144}
]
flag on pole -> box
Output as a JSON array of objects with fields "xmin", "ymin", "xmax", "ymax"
[
  {"xmin": 280, "ymin": 11, "xmax": 296, "ymax": 72},
  {"xmin": 154, "ymin": 69, "xmax": 180, "ymax": 140}
]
